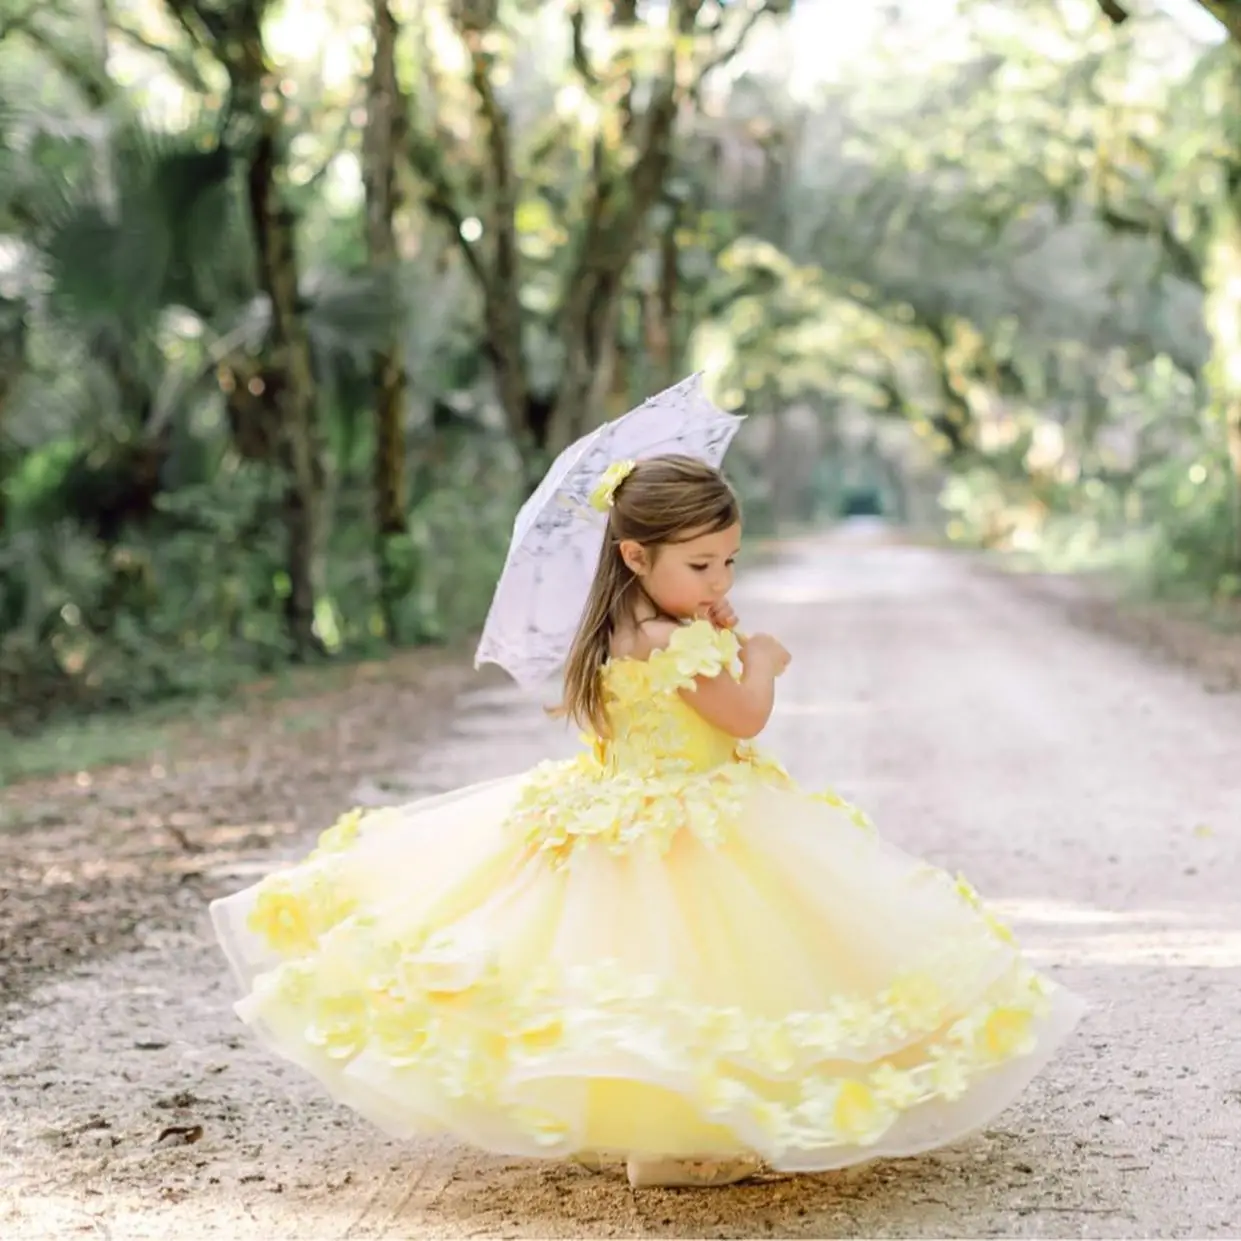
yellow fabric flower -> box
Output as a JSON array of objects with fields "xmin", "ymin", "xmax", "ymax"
[
  {"xmin": 514, "ymin": 1013, "xmax": 567, "ymax": 1057},
  {"xmin": 883, "ymin": 972, "xmax": 945, "ymax": 1032},
  {"xmin": 750, "ymin": 1021, "xmax": 797, "ymax": 1073},
  {"xmin": 245, "ymin": 872, "xmax": 358, "ymax": 956},
  {"xmin": 411, "ymin": 937, "xmax": 494, "ymax": 997},
  {"xmin": 265, "ymin": 958, "xmax": 315, "ymax": 1006},
  {"xmin": 870, "ymin": 1062, "xmax": 926, "ymax": 1110},
  {"xmin": 247, "ymin": 883, "xmax": 317, "ymax": 955},
  {"xmin": 979, "ymin": 1006, "xmax": 1036, "ymax": 1060},
  {"xmin": 928, "ymin": 1046, "xmax": 970, "ymax": 1100},
  {"xmin": 311, "ymin": 807, "xmax": 364, "ymax": 857},
  {"xmin": 734, "ymin": 742, "xmax": 790, "ymax": 783},
  {"xmin": 370, "ymin": 995, "xmax": 433, "ymax": 1067},
  {"xmin": 589, "ymin": 460, "xmax": 637, "ymax": 511},
  {"xmin": 832, "ymin": 1080, "xmax": 892, "ymax": 1145},
  {"xmin": 648, "ymin": 620, "xmax": 741, "ymax": 692},
  {"xmin": 787, "ymin": 1009, "xmax": 846, "ymax": 1051},
  {"xmin": 811, "ymin": 787, "xmax": 874, "ymax": 831},
  {"xmin": 306, "ymin": 991, "xmax": 368, "ymax": 1060},
  {"xmin": 955, "ymin": 871, "xmax": 1017, "ymax": 944}
]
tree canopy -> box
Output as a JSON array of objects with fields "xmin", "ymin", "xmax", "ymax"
[{"xmin": 1, "ymin": 0, "xmax": 1239, "ymax": 728}]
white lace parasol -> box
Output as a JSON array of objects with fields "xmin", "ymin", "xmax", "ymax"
[{"xmin": 474, "ymin": 372, "xmax": 744, "ymax": 689}]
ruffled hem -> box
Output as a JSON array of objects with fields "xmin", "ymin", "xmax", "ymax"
[{"xmin": 217, "ymin": 902, "xmax": 1084, "ymax": 1167}]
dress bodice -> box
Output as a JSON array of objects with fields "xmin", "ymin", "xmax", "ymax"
[
  {"xmin": 503, "ymin": 619, "xmax": 800, "ymax": 865},
  {"xmin": 596, "ymin": 620, "xmax": 744, "ymax": 775}
]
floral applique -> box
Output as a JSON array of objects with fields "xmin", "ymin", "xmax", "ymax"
[
  {"xmin": 246, "ymin": 870, "xmax": 358, "ymax": 956},
  {"xmin": 245, "ymin": 805, "xmax": 408, "ymax": 956},
  {"xmin": 247, "ymin": 923, "xmax": 1060, "ymax": 1154}
]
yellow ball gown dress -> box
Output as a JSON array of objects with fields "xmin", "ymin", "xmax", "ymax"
[{"xmin": 211, "ymin": 620, "xmax": 1084, "ymax": 1170}]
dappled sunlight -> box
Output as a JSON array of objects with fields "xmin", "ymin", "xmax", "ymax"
[
  {"xmin": 1000, "ymin": 897, "xmax": 1241, "ymax": 968},
  {"xmin": 18, "ymin": 815, "xmax": 298, "ymax": 890},
  {"xmin": 0, "ymin": 1101, "xmax": 1099, "ymax": 1241},
  {"xmin": 1024, "ymin": 928, "xmax": 1241, "ymax": 968},
  {"xmin": 1000, "ymin": 899, "xmax": 1233, "ymax": 928}
]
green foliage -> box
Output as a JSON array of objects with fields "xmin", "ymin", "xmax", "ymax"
[
  {"xmin": 0, "ymin": 435, "xmax": 526, "ymax": 726},
  {"xmin": 0, "ymin": 711, "xmax": 179, "ymax": 786},
  {"xmin": 5, "ymin": 0, "xmax": 1241, "ymax": 750},
  {"xmin": 0, "ymin": 459, "xmax": 289, "ymax": 722},
  {"xmin": 403, "ymin": 446, "xmax": 525, "ymax": 641},
  {"xmin": 1132, "ymin": 449, "xmax": 1240, "ymax": 599}
]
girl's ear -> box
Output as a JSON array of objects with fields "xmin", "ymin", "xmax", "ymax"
[{"xmin": 618, "ymin": 539, "xmax": 649, "ymax": 576}]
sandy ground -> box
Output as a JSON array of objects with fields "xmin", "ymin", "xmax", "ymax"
[{"xmin": 2, "ymin": 529, "xmax": 1239, "ymax": 1239}]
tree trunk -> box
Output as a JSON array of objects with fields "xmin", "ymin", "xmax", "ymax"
[
  {"xmin": 364, "ymin": 0, "xmax": 410, "ymax": 641},
  {"xmin": 413, "ymin": 0, "xmax": 776, "ymax": 474},
  {"xmin": 546, "ymin": 88, "xmax": 680, "ymax": 453},
  {"xmin": 926, "ymin": 321, "xmax": 975, "ymax": 456},
  {"xmin": 657, "ymin": 201, "xmax": 682, "ymax": 383},
  {"xmin": 543, "ymin": 0, "xmax": 706, "ymax": 452},
  {"xmin": 442, "ymin": 8, "xmax": 529, "ymax": 457},
  {"xmin": 643, "ymin": 198, "xmax": 682, "ymax": 391},
  {"xmin": 432, "ymin": 0, "xmax": 683, "ymax": 465},
  {"xmin": 232, "ymin": 25, "xmax": 326, "ymax": 659}
]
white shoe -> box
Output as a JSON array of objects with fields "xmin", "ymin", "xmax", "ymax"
[{"xmin": 625, "ymin": 1155, "xmax": 761, "ymax": 1188}]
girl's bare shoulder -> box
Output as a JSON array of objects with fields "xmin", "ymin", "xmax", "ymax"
[{"xmin": 609, "ymin": 617, "xmax": 680, "ymax": 663}]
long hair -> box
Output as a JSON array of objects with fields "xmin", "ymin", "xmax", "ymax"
[{"xmin": 559, "ymin": 454, "xmax": 740, "ymax": 737}]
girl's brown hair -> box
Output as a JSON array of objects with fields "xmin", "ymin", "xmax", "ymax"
[{"xmin": 560, "ymin": 453, "xmax": 740, "ymax": 737}]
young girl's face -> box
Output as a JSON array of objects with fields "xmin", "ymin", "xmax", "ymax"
[{"xmin": 628, "ymin": 522, "xmax": 741, "ymax": 621}]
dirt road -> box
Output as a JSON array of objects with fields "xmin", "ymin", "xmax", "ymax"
[{"xmin": 3, "ymin": 531, "xmax": 1239, "ymax": 1239}]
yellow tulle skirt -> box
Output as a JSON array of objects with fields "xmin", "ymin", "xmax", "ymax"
[{"xmin": 210, "ymin": 769, "xmax": 1084, "ymax": 1171}]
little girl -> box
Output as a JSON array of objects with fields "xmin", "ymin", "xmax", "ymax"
[{"xmin": 211, "ymin": 454, "xmax": 1084, "ymax": 1190}]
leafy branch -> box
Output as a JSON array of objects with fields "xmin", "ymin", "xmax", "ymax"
[
  {"xmin": 108, "ymin": 18, "xmax": 212, "ymax": 94},
  {"xmin": 0, "ymin": 6, "xmax": 113, "ymax": 107},
  {"xmin": 1096, "ymin": 0, "xmax": 1241, "ymax": 44}
]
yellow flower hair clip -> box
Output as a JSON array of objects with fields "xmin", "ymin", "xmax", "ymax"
[{"xmin": 589, "ymin": 459, "xmax": 637, "ymax": 512}]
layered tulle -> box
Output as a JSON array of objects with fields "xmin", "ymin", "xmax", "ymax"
[{"xmin": 211, "ymin": 620, "xmax": 1084, "ymax": 1169}]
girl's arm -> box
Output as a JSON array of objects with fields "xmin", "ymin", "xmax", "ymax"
[
  {"xmin": 681, "ymin": 637, "xmax": 784, "ymax": 739},
  {"xmin": 639, "ymin": 620, "xmax": 787, "ymax": 740}
]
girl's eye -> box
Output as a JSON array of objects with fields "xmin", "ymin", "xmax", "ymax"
[{"xmin": 689, "ymin": 563, "xmax": 709, "ymax": 572}]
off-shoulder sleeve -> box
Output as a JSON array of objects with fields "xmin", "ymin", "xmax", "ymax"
[{"xmin": 646, "ymin": 620, "xmax": 741, "ymax": 694}]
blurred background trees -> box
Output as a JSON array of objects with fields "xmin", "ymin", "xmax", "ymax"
[{"xmin": 0, "ymin": 0, "xmax": 1236, "ymax": 728}]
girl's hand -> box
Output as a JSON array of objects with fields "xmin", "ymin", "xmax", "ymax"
[
  {"xmin": 706, "ymin": 599, "xmax": 739, "ymax": 630},
  {"xmin": 740, "ymin": 632, "xmax": 791, "ymax": 677}
]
